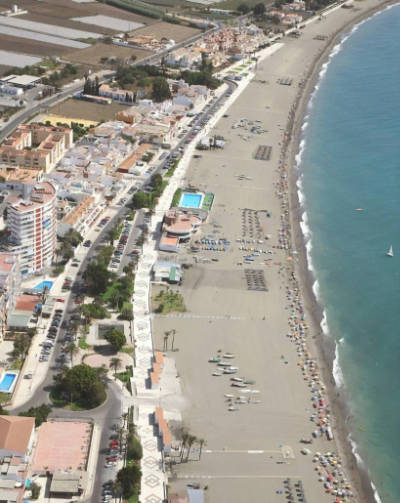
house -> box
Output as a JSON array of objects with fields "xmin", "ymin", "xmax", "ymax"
[
  {"xmin": 99, "ymin": 84, "xmax": 134, "ymax": 104},
  {"xmin": 0, "ymin": 416, "xmax": 35, "ymax": 458},
  {"xmin": 152, "ymin": 261, "xmax": 182, "ymax": 284},
  {"xmin": 283, "ymin": 12, "xmax": 303, "ymax": 24}
]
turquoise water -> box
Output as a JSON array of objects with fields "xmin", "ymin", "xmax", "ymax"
[
  {"xmin": 0, "ymin": 373, "xmax": 16, "ymax": 392},
  {"xmin": 180, "ymin": 192, "xmax": 202, "ymax": 208},
  {"xmin": 299, "ymin": 6, "xmax": 400, "ymax": 502},
  {"xmin": 33, "ymin": 280, "xmax": 53, "ymax": 292}
]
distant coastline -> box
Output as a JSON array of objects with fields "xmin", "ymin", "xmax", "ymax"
[{"xmin": 287, "ymin": 1, "xmax": 398, "ymax": 502}]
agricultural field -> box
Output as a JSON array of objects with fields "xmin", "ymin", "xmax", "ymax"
[
  {"xmin": 133, "ymin": 21, "xmax": 200, "ymax": 42},
  {"xmin": 49, "ymin": 98, "xmax": 130, "ymax": 123},
  {"xmin": 65, "ymin": 42, "xmax": 150, "ymax": 67}
]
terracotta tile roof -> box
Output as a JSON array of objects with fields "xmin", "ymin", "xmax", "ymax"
[{"xmin": 0, "ymin": 416, "xmax": 34, "ymax": 454}]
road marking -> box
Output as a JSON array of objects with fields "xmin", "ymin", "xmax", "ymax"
[
  {"xmin": 203, "ymin": 449, "xmax": 280, "ymax": 454},
  {"xmin": 175, "ymin": 475, "xmax": 300, "ymax": 480}
]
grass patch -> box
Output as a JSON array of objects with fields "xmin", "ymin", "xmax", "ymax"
[
  {"xmin": 116, "ymin": 368, "xmax": 133, "ymax": 384},
  {"xmin": 49, "ymin": 389, "xmax": 89, "ymax": 411},
  {"xmin": 0, "ymin": 392, "xmax": 10, "ymax": 404},
  {"xmin": 202, "ymin": 192, "xmax": 214, "ymax": 212},
  {"xmin": 171, "ymin": 188, "xmax": 182, "ymax": 208},
  {"xmin": 128, "ymin": 493, "xmax": 139, "ymax": 503},
  {"xmin": 9, "ymin": 358, "xmax": 23, "ymax": 370},
  {"xmin": 120, "ymin": 347, "xmax": 134, "ymax": 355},
  {"xmin": 153, "ymin": 289, "xmax": 185, "ymax": 314},
  {"xmin": 78, "ymin": 335, "xmax": 91, "ymax": 350},
  {"xmin": 165, "ymin": 159, "xmax": 179, "ymax": 178}
]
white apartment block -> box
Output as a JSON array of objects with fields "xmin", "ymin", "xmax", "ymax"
[{"xmin": 7, "ymin": 182, "xmax": 57, "ymax": 275}]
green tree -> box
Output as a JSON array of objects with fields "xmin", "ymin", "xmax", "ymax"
[
  {"xmin": 65, "ymin": 342, "xmax": 79, "ymax": 366},
  {"xmin": 116, "ymin": 464, "xmax": 141, "ymax": 499},
  {"xmin": 19, "ymin": 404, "xmax": 51, "ymax": 426},
  {"xmin": 110, "ymin": 357, "xmax": 122, "ymax": 375},
  {"xmin": 131, "ymin": 191, "xmax": 150, "ymax": 209},
  {"xmin": 237, "ymin": 3, "xmax": 250, "ymax": 13},
  {"xmin": 151, "ymin": 173, "xmax": 163, "ymax": 190},
  {"xmin": 83, "ymin": 260, "xmax": 111, "ymax": 296},
  {"xmin": 151, "ymin": 77, "xmax": 171, "ymax": 102},
  {"xmin": 253, "ymin": 2, "xmax": 266, "ymax": 16},
  {"xmin": 54, "ymin": 364, "xmax": 106, "ymax": 409},
  {"xmin": 127, "ymin": 433, "xmax": 143, "ymax": 461},
  {"xmin": 13, "ymin": 333, "xmax": 31, "ymax": 359},
  {"xmin": 104, "ymin": 328, "xmax": 126, "ymax": 352}
]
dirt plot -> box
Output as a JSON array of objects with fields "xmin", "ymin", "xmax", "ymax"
[
  {"xmin": 133, "ymin": 21, "xmax": 200, "ymax": 42},
  {"xmin": 0, "ymin": 0, "xmax": 156, "ymax": 35},
  {"xmin": 65, "ymin": 42, "xmax": 150, "ymax": 67},
  {"xmin": 49, "ymin": 98, "xmax": 130, "ymax": 122}
]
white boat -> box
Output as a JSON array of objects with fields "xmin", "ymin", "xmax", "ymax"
[
  {"xmin": 387, "ymin": 245, "xmax": 394, "ymax": 257},
  {"xmin": 228, "ymin": 406, "xmax": 239, "ymax": 411},
  {"xmin": 223, "ymin": 353, "xmax": 235, "ymax": 359},
  {"xmin": 223, "ymin": 369, "xmax": 237, "ymax": 374},
  {"xmin": 212, "ymin": 371, "xmax": 223, "ymax": 376},
  {"xmin": 231, "ymin": 381, "xmax": 246, "ymax": 387},
  {"xmin": 230, "ymin": 377, "xmax": 243, "ymax": 382},
  {"xmin": 224, "ymin": 394, "xmax": 234, "ymax": 398},
  {"xmin": 217, "ymin": 361, "xmax": 232, "ymax": 367},
  {"xmin": 228, "ymin": 366, "xmax": 238, "ymax": 370}
]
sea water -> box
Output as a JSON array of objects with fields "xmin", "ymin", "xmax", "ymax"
[{"xmin": 298, "ymin": 5, "xmax": 400, "ymax": 502}]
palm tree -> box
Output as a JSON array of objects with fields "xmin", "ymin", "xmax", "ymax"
[
  {"xmin": 185, "ymin": 435, "xmax": 197, "ymax": 462},
  {"xmin": 40, "ymin": 285, "xmax": 49, "ymax": 305},
  {"xmin": 171, "ymin": 329, "xmax": 176, "ymax": 351},
  {"xmin": 180, "ymin": 430, "xmax": 189, "ymax": 463},
  {"xmin": 65, "ymin": 342, "xmax": 78, "ymax": 366},
  {"xmin": 110, "ymin": 357, "xmax": 122, "ymax": 376},
  {"xmin": 163, "ymin": 330, "xmax": 171, "ymax": 352},
  {"xmin": 198, "ymin": 438, "xmax": 206, "ymax": 460}
]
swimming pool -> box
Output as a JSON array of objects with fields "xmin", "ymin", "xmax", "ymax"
[
  {"xmin": 33, "ymin": 280, "xmax": 53, "ymax": 292},
  {"xmin": 180, "ymin": 192, "xmax": 203, "ymax": 209},
  {"xmin": 0, "ymin": 373, "xmax": 17, "ymax": 392}
]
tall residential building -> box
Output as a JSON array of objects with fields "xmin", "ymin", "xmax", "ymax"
[
  {"xmin": 0, "ymin": 252, "xmax": 20, "ymax": 340},
  {"xmin": 7, "ymin": 182, "xmax": 57, "ymax": 274}
]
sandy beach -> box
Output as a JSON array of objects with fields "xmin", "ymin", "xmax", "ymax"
[{"xmin": 152, "ymin": 2, "xmax": 391, "ymax": 501}]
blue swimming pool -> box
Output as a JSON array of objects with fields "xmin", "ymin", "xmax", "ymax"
[
  {"xmin": 180, "ymin": 192, "xmax": 203, "ymax": 209},
  {"xmin": 0, "ymin": 373, "xmax": 16, "ymax": 392},
  {"xmin": 33, "ymin": 280, "xmax": 53, "ymax": 292}
]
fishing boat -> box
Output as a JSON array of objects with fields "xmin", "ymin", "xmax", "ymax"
[
  {"xmin": 231, "ymin": 381, "xmax": 246, "ymax": 387},
  {"xmin": 228, "ymin": 366, "xmax": 238, "ymax": 370},
  {"xmin": 208, "ymin": 357, "xmax": 220, "ymax": 363},
  {"xmin": 228, "ymin": 406, "xmax": 239, "ymax": 411},
  {"xmin": 387, "ymin": 245, "xmax": 394, "ymax": 257},
  {"xmin": 223, "ymin": 353, "xmax": 235, "ymax": 359},
  {"xmin": 230, "ymin": 377, "xmax": 243, "ymax": 382},
  {"xmin": 223, "ymin": 368, "xmax": 237, "ymax": 374},
  {"xmin": 217, "ymin": 361, "xmax": 231, "ymax": 367},
  {"xmin": 212, "ymin": 371, "xmax": 223, "ymax": 376},
  {"xmin": 224, "ymin": 394, "xmax": 234, "ymax": 398}
]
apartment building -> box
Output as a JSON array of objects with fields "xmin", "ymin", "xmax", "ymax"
[
  {"xmin": 0, "ymin": 124, "xmax": 73, "ymax": 173},
  {"xmin": 99, "ymin": 84, "xmax": 135, "ymax": 103},
  {"xmin": 7, "ymin": 182, "xmax": 57, "ymax": 274},
  {"xmin": 0, "ymin": 253, "xmax": 20, "ymax": 340}
]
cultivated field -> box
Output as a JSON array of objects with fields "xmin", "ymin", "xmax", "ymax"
[
  {"xmin": 49, "ymin": 98, "xmax": 130, "ymax": 122},
  {"xmin": 65, "ymin": 42, "xmax": 150, "ymax": 67},
  {"xmin": 133, "ymin": 21, "xmax": 200, "ymax": 42}
]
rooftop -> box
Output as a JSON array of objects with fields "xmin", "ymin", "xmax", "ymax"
[{"xmin": 0, "ymin": 416, "xmax": 34, "ymax": 454}]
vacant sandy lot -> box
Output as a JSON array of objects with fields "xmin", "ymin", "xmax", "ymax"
[{"xmin": 49, "ymin": 98, "xmax": 129, "ymax": 122}]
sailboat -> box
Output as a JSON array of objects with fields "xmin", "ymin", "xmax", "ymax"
[{"xmin": 387, "ymin": 245, "xmax": 394, "ymax": 257}]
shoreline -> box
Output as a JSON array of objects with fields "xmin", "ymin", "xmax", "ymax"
[{"xmin": 286, "ymin": 1, "xmax": 398, "ymax": 502}]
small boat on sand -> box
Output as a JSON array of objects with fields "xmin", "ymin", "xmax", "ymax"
[
  {"xmin": 217, "ymin": 361, "xmax": 232, "ymax": 367},
  {"xmin": 224, "ymin": 394, "xmax": 234, "ymax": 398},
  {"xmin": 231, "ymin": 382, "xmax": 246, "ymax": 387},
  {"xmin": 212, "ymin": 371, "xmax": 223, "ymax": 376},
  {"xmin": 223, "ymin": 369, "xmax": 237, "ymax": 374},
  {"xmin": 228, "ymin": 406, "xmax": 239, "ymax": 411},
  {"xmin": 223, "ymin": 353, "xmax": 235, "ymax": 359},
  {"xmin": 231, "ymin": 377, "xmax": 243, "ymax": 382},
  {"xmin": 208, "ymin": 357, "xmax": 220, "ymax": 363}
]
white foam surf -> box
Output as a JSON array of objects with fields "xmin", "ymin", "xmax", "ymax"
[{"xmin": 333, "ymin": 342, "xmax": 344, "ymax": 387}]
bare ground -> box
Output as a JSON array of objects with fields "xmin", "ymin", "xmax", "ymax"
[
  {"xmin": 49, "ymin": 98, "xmax": 130, "ymax": 122},
  {"xmin": 64, "ymin": 42, "xmax": 150, "ymax": 67}
]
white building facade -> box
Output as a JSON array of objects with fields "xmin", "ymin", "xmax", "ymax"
[{"xmin": 8, "ymin": 182, "xmax": 57, "ymax": 274}]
